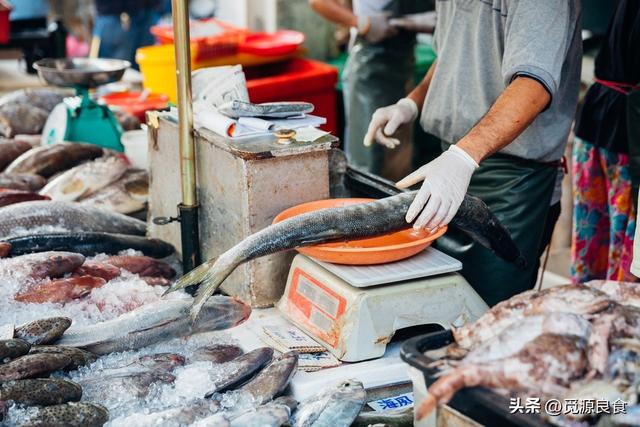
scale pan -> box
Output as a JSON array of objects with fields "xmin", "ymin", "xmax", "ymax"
[{"xmin": 34, "ymin": 58, "xmax": 130, "ymax": 88}]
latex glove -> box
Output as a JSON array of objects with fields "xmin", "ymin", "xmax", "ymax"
[
  {"xmin": 357, "ymin": 12, "xmax": 398, "ymax": 44},
  {"xmin": 397, "ymin": 145, "xmax": 478, "ymax": 231},
  {"xmin": 389, "ymin": 11, "xmax": 437, "ymax": 33},
  {"xmin": 363, "ymin": 98, "xmax": 418, "ymax": 148}
]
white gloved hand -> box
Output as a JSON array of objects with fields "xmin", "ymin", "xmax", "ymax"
[
  {"xmin": 397, "ymin": 145, "xmax": 479, "ymax": 231},
  {"xmin": 363, "ymin": 98, "xmax": 418, "ymax": 148},
  {"xmin": 389, "ymin": 11, "xmax": 437, "ymax": 33},
  {"xmin": 358, "ymin": 12, "xmax": 398, "ymax": 44}
]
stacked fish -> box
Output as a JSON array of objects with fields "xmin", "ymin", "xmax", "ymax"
[
  {"xmin": 0, "ymin": 317, "xmax": 108, "ymax": 426},
  {"xmin": 416, "ymin": 281, "xmax": 640, "ymax": 426}
]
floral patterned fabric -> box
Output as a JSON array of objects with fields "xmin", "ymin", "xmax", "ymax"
[{"xmin": 572, "ymin": 138, "xmax": 637, "ymax": 282}]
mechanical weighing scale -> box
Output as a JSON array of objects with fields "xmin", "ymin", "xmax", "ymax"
[
  {"xmin": 34, "ymin": 58, "xmax": 131, "ymax": 151},
  {"xmin": 278, "ymin": 248, "xmax": 489, "ymax": 362}
]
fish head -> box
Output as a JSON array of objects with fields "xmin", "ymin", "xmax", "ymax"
[
  {"xmin": 138, "ymin": 353, "xmax": 186, "ymax": 371},
  {"xmin": 194, "ymin": 297, "xmax": 251, "ymax": 331}
]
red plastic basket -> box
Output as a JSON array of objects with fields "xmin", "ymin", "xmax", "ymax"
[
  {"xmin": 151, "ymin": 19, "xmax": 246, "ymax": 62},
  {"xmin": 0, "ymin": 1, "xmax": 11, "ymax": 45}
]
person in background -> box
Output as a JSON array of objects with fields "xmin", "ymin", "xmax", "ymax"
[
  {"xmin": 573, "ymin": 0, "xmax": 640, "ymax": 283},
  {"xmin": 93, "ymin": 0, "xmax": 160, "ymax": 67},
  {"xmin": 309, "ymin": 0, "xmax": 428, "ymax": 181},
  {"xmin": 366, "ymin": 1, "xmax": 582, "ymax": 306}
]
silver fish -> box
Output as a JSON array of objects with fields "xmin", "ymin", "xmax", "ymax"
[
  {"xmin": 353, "ymin": 407, "xmax": 413, "ymax": 427},
  {"xmin": 240, "ymin": 351, "xmax": 298, "ymax": 405},
  {"xmin": 230, "ymin": 401, "xmax": 292, "ymax": 427},
  {"xmin": 17, "ymin": 402, "xmax": 108, "ymax": 427},
  {"xmin": 205, "ymin": 347, "xmax": 274, "ymax": 397},
  {"xmin": 292, "ymin": 380, "xmax": 366, "ymax": 427},
  {"xmin": 0, "ymin": 201, "xmax": 146, "ymax": 239},
  {"xmin": 40, "ymin": 157, "xmax": 129, "ymax": 202},
  {"xmin": 57, "ymin": 297, "xmax": 251, "ymax": 354},
  {"xmin": 166, "ymin": 192, "xmax": 526, "ymax": 320},
  {"xmin": 111, "ymin": 399, "xmax": 220, "ymax": 427},
  {"xmin": 0, "ymin": 378, "xmax": 82, "ymax": 406}
]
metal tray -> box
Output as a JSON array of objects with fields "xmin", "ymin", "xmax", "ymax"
[{"xmin": 400, "ymin": 330, "xmax": 552, "ymax": 427}]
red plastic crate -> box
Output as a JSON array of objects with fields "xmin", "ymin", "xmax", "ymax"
[
  {"xmin": 245, "ymin": 58, "xmax": 339, "ymax": 135},
  {"xmin": 0, "ymin": 1, "xmax": 11, "ymax": 45}
]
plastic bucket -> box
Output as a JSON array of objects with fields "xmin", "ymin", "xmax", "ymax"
[{"xmin": 121, "ymin": 129, "xmax": 149, "ymax": 170}]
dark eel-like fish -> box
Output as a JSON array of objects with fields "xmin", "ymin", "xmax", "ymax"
[{"xmin": 166, "ymin": 192, "xmax": 526, "ymax": 320}]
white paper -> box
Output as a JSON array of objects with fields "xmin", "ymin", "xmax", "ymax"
[
  {"xmin": 294, "ymin": 126, "xmax": 329, "ymax": 143},
  {"xmin": 192, "ymin": 65, "xmax": 249, "ymax": 108},
  {"xmin": 194, "ymin": 107, "xmax": 235, "ymax": 137},
  {"xmin": 238, "ymin": 117, "xmax": 275, "ymax": 131}
]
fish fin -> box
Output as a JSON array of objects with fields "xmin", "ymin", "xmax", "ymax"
[
  {"xmin": 189, "ymin": 255, "xmax": 238, "ymax": 322},
  {"xmin": 163, "ymin": 258, "xmax": 216, "ymax": 295}
]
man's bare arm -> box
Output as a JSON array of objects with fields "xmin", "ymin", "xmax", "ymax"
[
  {"xmin": 457, "ymin": 76, "xmax": 551, "ymax": 163},
  {"xmin": 308, "ymin": 0, "xmax": 357, "ymax": 27},
  {"xmin": 408, "ymin": 60, "xmax": 438, "ymax": 110}
]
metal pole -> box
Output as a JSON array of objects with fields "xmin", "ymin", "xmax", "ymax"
[{"xmin": 171, "ymin": 0, "xmax": 201, "ymax": 274}]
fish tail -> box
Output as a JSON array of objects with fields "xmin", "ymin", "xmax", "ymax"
[
  {"xmin": 163, "ymin": 258, "xmax": 216, "ymax": 295},
  {"xmin": 189, "ymin": 254, "xmax": 239, "ymax": 322}
]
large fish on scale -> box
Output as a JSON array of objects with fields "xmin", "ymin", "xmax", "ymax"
[
  {"xmin": 5, "ymin": 143, "xmax": 103, "ymax": 178},
  {"xmin": 0, "ymin": 201, "xmax": 146, "ymax": 239},
  {"xmin": 40, "ymin": 156, "xmax": 129, "ymax": 202},
  {"xmin": 166, "ymin": 192, "xmax": 528, "ymax": 320},
  {"xmin": 57, "ymin": 296, "xmax": 251, "ymax": 354},
  {"xmin": 80, "ymin": 169, "xmax": 149, "ymax": 214}
]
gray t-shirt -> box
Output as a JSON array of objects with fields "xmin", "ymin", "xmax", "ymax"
[
  {"xmin": 353, "ymin": 0, "xmax": 393, "ymax": 16},
  {"xmin": 420, "ymin": 0, "xmax": 583, "ymax": 163}
]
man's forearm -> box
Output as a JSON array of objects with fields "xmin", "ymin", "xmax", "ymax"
[
  {"xmin": 408, "ymin": 60, "xmax": 437, "ymax": 109},
  {"xmin": 308, "ymin": 0, "xmax": 357, "ymax": 27},
  {"xmin": 456, "ymin": 76, "xmax": 551, "ymax": 164}
]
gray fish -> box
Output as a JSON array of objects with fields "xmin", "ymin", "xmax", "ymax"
[
  {"xmin": 0, "ymin": 339, "xmax": 31, "ymax": 363},
  {"xmin": 205, "ymin": 347, "xmax": 274, "ymax": 396},
  {"xmin": 191, "ymin": 344, "xmax": 243, "ymax": 364},
  {"xmin": 0, "ymin": 104, "xmax": 49, "ymax": 137},
  {"xmin": 29, "ymin": 346, "xmax": 97, "ymax": 370},
  {"xmin": 110, "ymin": 399, "xmax": 220, "ymax": 426},
  {"xmin": 353, "ymin": 407, "xmax": 413, "ymax": 427},
  {"xmin": 0, "ymin": 353, "xmax": 71, "ymax": 381},
  {"xmin": 17, "ymin": 402, "xmax": 108, "ymax": 427},
  {"xmin": 230, "ymin": 401, "xmax": 292, "ymax": 427},
  {"xmin": 0, "ymin": 201, "xmax": 146, "ymax": 239},
  {"xmin": 1, "ymin": 252, "xmax": 85, "ymax": 281},
  {"xmin": 15, "ymin": 317, "xmax": 72, "ymax": 345},
  {"xmin": 0, "ymin": 173, "xmax": 46, "ymax": 191},
  {"xmin": 136, "ymin": 353, "xmax": 186, "ymax": 371},
  {"xmin": 0, "ymin": 139, "xmax": 33, "ymax": 172},
  {"xmin": 167, "ymin": 192, "xmax": 526, "ymax": 320},
  {"xmin": 81, "ymin": 370, "xmax": 176, "ymax": 398},
  {"xmin": 57, "ymin": 297, "xmax": 251, "ymax": 355},
  {"xmin": 292, "ymin": 380, "xmax": 366, "ymax": 427},
  {"xmin": 80, "ymin": 169, "xmax": 149, "ymax": 214},
  {"xmin": 0, "ymin": 88, "xmax": 70, "ymax": 112},
  {"xmin": 240, "ymin": 351, "xmax": 298, "ymax": 405},
  {"xmin": 5, "ymin": 143, "xmax": 103, "ymax": 178},
  {"xmin": 3, "ymin": 232, "xmax": 175, "ymax": 258},
  {"xmin": 0, "ymin": 378, "xmax": 82, "ymax": 406}
]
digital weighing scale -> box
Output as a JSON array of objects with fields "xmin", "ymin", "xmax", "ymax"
[
  {"xmin": 278, "ymin": 248, "xmax": 489, "ymax": 362},
  {"xmin": 34, "ymin": 58, "xmax": 130, "ymax": 151}
]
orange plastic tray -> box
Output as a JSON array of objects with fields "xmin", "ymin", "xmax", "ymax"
[{"xmin": 272, "ymin": 198, "xmax": 447, "ymax": 265}]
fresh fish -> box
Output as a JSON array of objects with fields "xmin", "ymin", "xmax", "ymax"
[
  {"xmin": 0, "ymin": 201, "xmax": 146, "ymax": 239},
  {"xmin": 190, "ymin": 344, "xmax": 243, "ymax": 363},
  {"xmin": 112, "ymin": 399, "xmax": 220, "ymax": 427},
  {"xmin": 205, "ymin": 347, "xmax": 274, "ymax": 396},
  {"xmin": 167, "ymin": 192, "xmax": 526, "ymax": 320},
  {"xmin": 0, "ymin": 339, "xmax": 31, "ymax": 363},
  {"xmin": 353, "ymin": 407, "xmax": 413, "ymax": 427},
  {"xmin": 16, "ymin": 402, "xmax": 109, "ymax": 427},
  {"xmin": 0, "ymin": 104, "xmax": 49, "ymax": 137},
  {"xmin": 0, "ymin": 139, "xmax": 33, "ymax": 171},
  {"xmin": 5, "ymin": 143, "xmax": 103, "ymax": 178},
  {"xmin": 99, "ymin": 255, "xmax": 175, "ymax": 278},
  {"xmin": 29, "ymin": 346, "xmax": 97, "ymax": 370},
  {"xmin": 0, "ymin": 251, "xmax": 85, "ymax": 281},
  {"xmin": 0, "ymin": 353, "xmax": 71, "ymax": 381},
  {"xmin": 416, "ymin": 334, "xmax": 589, "ymax": 420},
  {"xmin": 81, "ymin": 370, "xmax": 176, "ymax": 398},
  {"xmin": 240, "ymin": 351, "xmax": 298, "ymax": 405},
  {"xmin": 292, "ymin": 380, "xmax": 366, "ymax": 427},
  {"xmin": 40, "ymin": 156, "xmax": 129, "ymax": 202},
  {"xmin": 80, "ymin": 169, "xmax": 149, "ymax": 214},
  {"xmin": 0, "ymin": 378, "xmax": 82, "ymax": 406},
  {"xmin": 0, "ymin": 88, "xmax": 70, "ymax": 112},
  {"xmin": 57, "ymin": 297, "xmax": 251, "ymax": 354},
  {"xmin": 3, "ymin": 232, "xmax": 175, "ymax": 258},
  {"xmin": 94, "ymin": 353, "xmax": 185, "ymax": 379},
  {"xmin": 15, "ymin": 276, "xmax": 107, "ymax": 304},
  {"xmin": 15, "ymin": 317, "xmax": 72, "ymax": 345},
  {"xmin": 72, "ymin": 263, "xmax": 121, "ymax": 281},
  {"xmin": 230, "ymin": 401, "xmax": 292, "ymax": 427},
  {"xmin": 0, "ymin": 173, "xmax": 46, "ymax": 191},
  {"xmin": 0, "ymin": 189, "xmax": 49, "ymax": 207}
]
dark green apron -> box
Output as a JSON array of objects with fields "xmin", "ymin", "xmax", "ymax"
[
  {"xmin": 343, "ymin": 0, "xmax": 427, "ymax": 181},
  {"xmin": 434, "ymin": 149, "xmax": 560, "ymax": 307}
]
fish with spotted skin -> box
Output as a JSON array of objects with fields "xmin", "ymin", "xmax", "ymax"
[
  {"xmin": 28, "ymin": 346, "xmax": 97, "ymax": 370},
  {"xmin": 0, "ymin": 339, "xmax": 31, "ymax": 362},
  {"xmin": 292, "ymin": 380, "xmax": 366, "ymax": 427},
  {"xmin": 0, "ymin": 378, "xmax": 82, "ymax": 406},
  {"xmin": 0, "ymin": 353, "xmax": 71, "ymax": 381},
  {"xmin": 16, "ymin": 402, "xmax": 108, "ymax": 427},
  {"xmin": 166, "ymin": 192, "xmax": 526, "ymax": 320},
  {"xmin": 15, "ymin": 317, "xmax": 72, "ymax": 345}
]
